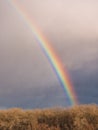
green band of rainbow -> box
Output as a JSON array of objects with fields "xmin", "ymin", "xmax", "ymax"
[{"xmin": 8, "ymin": 0, "xmax": 78, "ymax": 105}]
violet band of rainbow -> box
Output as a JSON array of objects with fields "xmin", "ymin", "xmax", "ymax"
[{"xmin": 8, "ymin": 0, "xmax": 78, "ymax": 105}]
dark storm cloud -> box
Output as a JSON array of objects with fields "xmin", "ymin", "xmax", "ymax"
[
  {"xmin": 71, "ymin": 65, "xmax": 98, "ymax": 104},
  {"xmin": 0, "ymin": 0, "xmax": 98, "ymax": 108}
]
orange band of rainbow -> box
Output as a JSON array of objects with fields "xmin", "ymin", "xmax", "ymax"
[{"xmin": 8, "ymin": 0, "xmax": 78, "ymax": 106}]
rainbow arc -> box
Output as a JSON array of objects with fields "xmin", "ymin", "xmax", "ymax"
[{"xmin": 9, "ymin": 0, "xmax": 78, "ymax": 106}]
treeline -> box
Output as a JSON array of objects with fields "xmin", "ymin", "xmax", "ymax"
[{"xmin": 0, "ymin": 105, "xmax": 98, "ymax": 130}]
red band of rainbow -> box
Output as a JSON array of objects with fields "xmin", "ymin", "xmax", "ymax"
[{"xmin": 8, "ymin": 0, "xmax": 78, "ymax": 106}]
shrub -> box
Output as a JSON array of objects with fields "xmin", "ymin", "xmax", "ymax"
[{"xmin": 0, "ymin": 105, "xmax": 97, "ymax": 130}]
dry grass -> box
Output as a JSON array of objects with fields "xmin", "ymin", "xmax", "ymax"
[{"xmin": 0, "ymin": 105, "xmax": 97, "ymax": 130}]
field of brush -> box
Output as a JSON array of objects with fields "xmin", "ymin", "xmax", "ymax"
[{"xmin": 0, "ymin": 105, "xmax": 97, "ymax": 130}]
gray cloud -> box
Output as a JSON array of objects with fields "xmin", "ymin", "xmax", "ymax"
[{"xmin": 0, "ymin": 0, "xmax": 98, "ymax": 108}]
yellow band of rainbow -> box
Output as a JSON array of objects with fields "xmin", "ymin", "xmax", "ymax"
[{"xmin": 8, "ymin": 0, "xmax": 78, "ymax": 106}]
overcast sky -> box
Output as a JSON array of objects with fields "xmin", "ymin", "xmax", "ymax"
[{"xmin": 0, "ymin": 0, "xmax": 98, "ymax": 109}]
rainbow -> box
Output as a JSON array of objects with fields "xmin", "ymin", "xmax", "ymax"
[{"xmin": 8, "ymin": 0, "xmax": 78, "ymax": 105}]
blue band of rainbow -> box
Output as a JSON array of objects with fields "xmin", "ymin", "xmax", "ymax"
[{"xmin": 8, "ymin": 0, "xmax": 78, "ymax": 106}]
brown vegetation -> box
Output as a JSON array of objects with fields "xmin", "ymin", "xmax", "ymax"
[{"xmin": 0, "ymin": 105, "xmax": 97, "ymax": 130}]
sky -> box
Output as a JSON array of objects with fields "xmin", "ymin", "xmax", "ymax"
[{"xmin": 0, "ymin": 0, "xmax": 98, "ymax": 109}]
